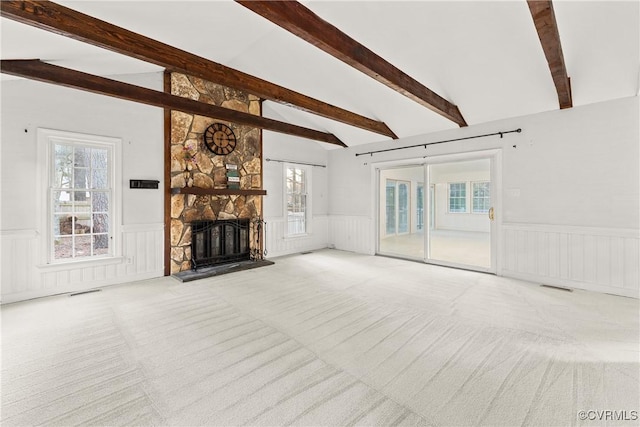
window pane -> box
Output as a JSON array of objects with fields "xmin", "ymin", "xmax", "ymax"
[
  {"xmin": 93, "ymin": 235, "xmax": 109, "ymax": 255},
  {"xmin": 449, "ymin": 182, "xmax": 466, "ymax": 213},
  {"xmin": 92, "ymin": 214, "xmax": 109, "ymax": 234},
  {"xmin": 286, "ymin": 167, "xmax": 307, "ymax": 235},
  {"xmin": 75, "ymin": 216, "xmax": 91, "ymax": 234},
  {"xmin": 54, "ymin": 144, "xmax": 73, "ymax": 188},
  {"xmin": 298, "ymin": 169, "xmax": 305, "ymax": 193},
  {"xmin": 53, "ymin": 167, "xmax": 72, "ymax": 188},
  {"xmin": 54, "ymin": 143, "xmax": 73, "ymax": 161},
  {"xmin": 75, "ymin": 191, "xmax": 92, "ymax": 213},
  {"xmin": 74, "ymin": 147, "xmax": 90, "ymax": 167},
  {"xmin": 92, "ymin": 192, "xmax": 109, "ymax": 213},
  {"xmin": 53, "ymin": 192, "xmax": 73, "ymax": 212},
  {"xmin": 74, "ymin": 235, "xmax": 92, "ymax": 258},
  {"xmin": 91, "ymin": 148, "xmax": 108, "ymax": 169},
  {"xmin": 417, "ymin": 185, "xmax": 424, "ymax": 231},
  {"xmin": 73, "ymin": 189, "xmax": 89, "ymax": 203},
  {"xmin": 386, "ymin": 180, "xmax": 396, "ymax": 234},
  {"xmin": 55, "ymin": 214, "xmax": 72, "ymax": 235},
  {"xmin": 398, "ymin": 183, "xmax": 409, "ymax": 233},
  {"xmin": 73, "ymin": 167, "xmax": 90, "ymax": 189},
  {"xmin": 472, "ymin": 182, "xmax": 491, "ymax": 213},
  {"xmin": 54, "ymin": 236, "xmax": 73, "ymax": 259},
  {"xmin": 92, "ymin": 168, "xmax": 108, "ymax": 189}
]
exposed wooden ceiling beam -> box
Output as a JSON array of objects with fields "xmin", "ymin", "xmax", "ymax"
[
  {"xmin": 0, "ymin": 0, "xmax": 396, "ymax": 139},
  {"xmin": 527, "ymin": 0, "xmax": 572, "ymax": 109},
  {"xmin": 236, "ymin": 0, "xmax": 467, "ymax": 127},
  {"xmin": 1, "ymin": 60, "xmax": 346, "ymax": 147}
]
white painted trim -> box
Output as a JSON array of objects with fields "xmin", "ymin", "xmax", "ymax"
[
  {"xmin": 2, "ymin": 220, "xmax": 164, "ymax": 303},
  {"xmin": 502, "ymin": 271, "xmax": 639, "ymax": 299},
  {"xmin": 36, "ymin": 256, "xmax": 126, "ymax": 272},
  {"xmin": 36, "ymin": 128, "xmax": 123, "ymax": 265},
  {"xmin": 1, "ymin": 270, "xmax": 164, "ymax": 305},
  {"xmin": 0, "ymin": 229, "xmax": 39, "ymax": 238},
  {"xmin": 502, "ymin": 223, "xmax": 640, "ymax": 238},
  {"xmin": 371, "ymin": 149, "xmax": 502, "ymax": 274}
]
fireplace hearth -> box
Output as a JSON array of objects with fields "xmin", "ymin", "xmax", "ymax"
[{"xmin": 191, "ymin": 219, "xmax": 250, "ymax": 270}]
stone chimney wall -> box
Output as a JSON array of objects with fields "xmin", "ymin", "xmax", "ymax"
[{"xmin": 169, "ymin": 73, "xmax": 262, "ymax": 273}]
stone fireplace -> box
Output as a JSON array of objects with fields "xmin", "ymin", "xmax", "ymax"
[{"xmin": 169, "ymin": 72, "xmax": 263, "ymax": 274}]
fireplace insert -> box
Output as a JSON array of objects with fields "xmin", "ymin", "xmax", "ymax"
[{"xmin": 191, "ymin": 219, "xmax": 250, "ymax": 270}]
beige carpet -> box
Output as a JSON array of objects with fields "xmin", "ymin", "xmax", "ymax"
[
  {"xmin": 1, "ymin": 249, "xmax": 638, "ymax": 426},
  {"xmin": 379, "ymin": 230, "xmax": 491, "ymax": 268}
]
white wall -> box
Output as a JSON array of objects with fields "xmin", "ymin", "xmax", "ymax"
[
  {"xmin": 328, "ymin": 97, "xmax": 639, "ymax": 297},
  {"xmin": 2, "ymin": 74, "xmax": 637, "ymax": 299},
  {"xmin": 262, "ymin": 133, "xmax": 329, "ymax": 257},
  {"xmin": 1, "ymin": 73, "xmax": 165, "ymax": 303}
]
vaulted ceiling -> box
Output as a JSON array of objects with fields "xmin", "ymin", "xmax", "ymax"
[{"xmin": 1, "ymin": 1, "xmax": 638, "ymax": 148}]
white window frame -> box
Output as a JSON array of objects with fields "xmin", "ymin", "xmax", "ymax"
[
  {"xmin": 37, "ymin": 128, "xmax": 122, "ymax": 266},
  {"xmin": 284, "ymin": 163, "xmax": 312, "ymax": 237},
  {"xmin": 448, "ymin": 182, "xmax": 467, "ymax": 214},
  {"xmin": 472, "ymin": 181, "xmax": 491, "ymax": 214}
]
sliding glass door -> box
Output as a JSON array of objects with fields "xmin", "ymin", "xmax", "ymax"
[
  {"xmin": 377, "ymin": 153, "xmax": 498, "ymax": 273},
  {"xmin": 426, "ymin": 159, "xmax": 492, "ymax": 271},
  {"xmin": 379, "ymin": 168, "xmax": 424, "ymax": 260}
]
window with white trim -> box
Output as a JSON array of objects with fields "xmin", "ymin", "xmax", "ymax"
[
  {"xmin": 472, "ymin": 181, "xmax": 491, "ymax": 213},
  {"xmin": 286, "ymin": 165, "xmax": 309, "ymax": 236},
  {"xmin": 42, "ymin": 130, "xmax": 118, "ymax": 262},
  {"xmin": 448, "ymin": 182, "xmax": 467, "ymax": 213}
]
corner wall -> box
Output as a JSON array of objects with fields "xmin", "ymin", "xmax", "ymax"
[
  {"xmin": 1, "ymin": 74, "xmax": 165, "ymax": 303},
  {"xmin": 262, "ymin": 133, "xmax": 329, "ymax": 258},
  {"xmin": 328, "ymin": 97, "xmax": 639, "ymax": 297}
]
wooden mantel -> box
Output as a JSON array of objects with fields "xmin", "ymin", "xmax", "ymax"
[{"xmin": 171, "ymin": 188, "xmax": 267, "ymax": 196}]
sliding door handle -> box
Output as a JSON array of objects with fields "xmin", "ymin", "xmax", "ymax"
[{"xmin": 488, "ymin": 207, "xmax": 495, "ymax": 221}]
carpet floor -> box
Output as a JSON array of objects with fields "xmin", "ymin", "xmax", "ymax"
[{"xmin": 1, "ymin": 249, "xmax": 638, "ymax": 426}]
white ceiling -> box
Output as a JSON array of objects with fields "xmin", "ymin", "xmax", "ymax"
[{"xmin": 1, "ymin": 0, "xmax": 638, "ymax": 148}]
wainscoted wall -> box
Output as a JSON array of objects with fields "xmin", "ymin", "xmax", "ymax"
[
  {"xmin": 502, "ymin": 223, "xmax": 639, "ymax": 298},
  {"xmin": 264, "ymin": 216, "xmax": 329, "ymax": 258},
  {"xmin": 325, "ymin": 218, "xmax": 639, "ymax": 297},
  {"xmin": 329, "ymin": 215, "xmax": 375, "ymax": 255},
  {"xmin": 0, "ymin": 230, "xmax": 39, "ymax": 300},
  {"xmin": 327, "ymin": 98, "xmax": 638, "ymax": 298},
  {"xmin": 1, "ymin": 73, "xmax": 166, "ymax": 303},
  {"xmin": 0, "ymin": 224, "xmax": 164, "ymax": 304}
]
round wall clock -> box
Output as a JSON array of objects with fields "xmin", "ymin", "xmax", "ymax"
[{"xmin": 203, "ymin": 123, "xmax": 237, "ymax": 155}]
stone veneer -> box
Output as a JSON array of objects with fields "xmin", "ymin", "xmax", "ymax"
[{"xmin": 169, "ymin": 73, "xmax": 262, "ymax": 274}]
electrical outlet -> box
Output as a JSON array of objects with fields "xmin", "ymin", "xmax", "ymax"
[{"xmin": 125, "ymin": 256, "xmax": 134, "ymax": 265}]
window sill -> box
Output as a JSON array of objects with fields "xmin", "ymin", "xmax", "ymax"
[
  {"xmin": 37, "ymin": 256, "xmax": 125, "ymax": 272},
  {"xmin": 284, "ymin": 233, "xmax": 311, "ymax": 240}
]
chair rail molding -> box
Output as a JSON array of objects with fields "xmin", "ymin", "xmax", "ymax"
[{"xmin": 1, "ymin": 223, "xmax": 164, "ymax": 303}]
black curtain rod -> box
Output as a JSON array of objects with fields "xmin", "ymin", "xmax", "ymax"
[
  {"xmin": 355, "ymin": 128, "xmax": 522, "ymax": 157},
  {"xmin": 265, "ymin": 158, "xmax": 326, "ymax": 168}
]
